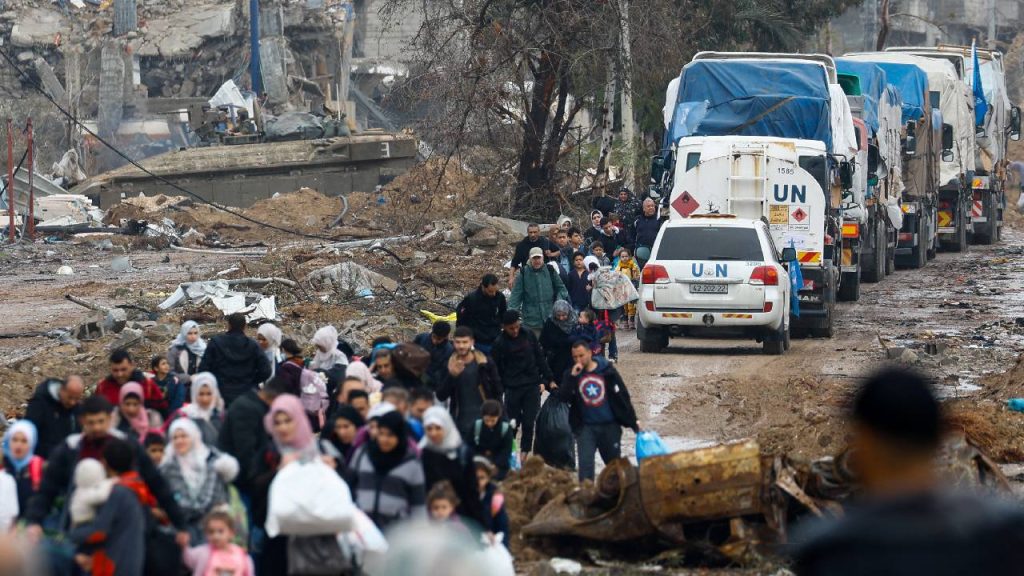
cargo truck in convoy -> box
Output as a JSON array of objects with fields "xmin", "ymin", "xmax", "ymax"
[
  {"xmin": 858, "ymin": 50, "xmax": 976, "ymax": 252},
  {"xmin": 653, "ymin": 52, "xmax": 861, "ymax": 338},
  {"xmin": 933, "ymin": 44, "xmax": 1022, "ymax": 243},
  {"xmin": 835, "ymin": 59, "xmax": 905, "ymax": 284},
  {"xmin": 838, "ymin": 56, "xmax": 942, "ymax": 269}
]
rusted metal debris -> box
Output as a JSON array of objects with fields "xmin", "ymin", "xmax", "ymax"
[{"xmin": 522, "ymin": 434, "xmax": 1010, "ymax": 564}]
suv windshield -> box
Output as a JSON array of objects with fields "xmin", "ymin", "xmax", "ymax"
[{"xmin": 656, "ymin": 226, "xmax": 763, "ymax": 261}]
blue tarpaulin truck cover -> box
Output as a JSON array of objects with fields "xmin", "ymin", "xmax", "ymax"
[
  {"xmin": 860, "ymin": 61, "xmax": 929, "ymax": 124},
  {"xmin": 669, "ymin": 60, "xmax": 833, "ymax": 151},
  {"xmin": 836, "ymin": 59, "xmax": 887, "ymax": 133}
]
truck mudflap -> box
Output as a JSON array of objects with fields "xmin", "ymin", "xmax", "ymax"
[{"xmin": 971, "ymin": 176, "xmax": 1002, "ymax": 244}]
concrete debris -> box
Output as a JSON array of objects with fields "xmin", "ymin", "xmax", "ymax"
[
  {"xmin": 133, "ymin": 4, "xmax": 236, "ymax": 58},
  {"xmin": 10, "ymin": 8, "xmax": 67, "ymax": 48},
  {"xmin": 111, "ymin": 255, "xmax": 132, "ymax": 272},
  {"xmin": 157, "ymin": 279, "xmax": 280, "ymax": 321},
  {"xmin": 307, "ymin": 261, "xmax": 399, "ymax": 293},
  {"xmin": 547, "ymin": 559, "xmax": 582, "ymax": 575},
  {"xmin": 107, "ymin": 328, "xmax": 144, "ymax": 351},
  {"xmin": 55, "ymin": 265, "xmax": 74, "ymax": 275}
]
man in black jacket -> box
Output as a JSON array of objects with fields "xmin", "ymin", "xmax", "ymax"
[
  {"xmin": 412, "ymin": 320, "xmax": 454, "ymax": 389},
  {"xmin": 555, "ymin": 340, "xmax": 639, "ymax": 481},
  {"xmin": 455, "ymin": 274, "xmax": 507, "ymax": 355},
  {"xmin": 24, "ymin": 376, "xmax": 84, "ymax": 459},
  {"xmin": 218, "ymin": 375, "xmax": 291, "ymax": 496},
  {"xmin": 508, "ymin": 224, "xmax": 555, "ymax": 286},
  {"xmin": 198, "ymin": 313, "xmax": 271, "ymax": 407},
  {"xmin": 492, "ymin": 310, "xmax": 554, "ymax": 457},
  {"xmin": 437, "ymin": 326, "xmax": 502, "ymax": 440},
  {"xmin": 634, "ymin": 198, "xmax": 664, "ymax": 266},
  {"xmin": 24, "ymin": 395, "xmax": 189, "ymax": 546}
]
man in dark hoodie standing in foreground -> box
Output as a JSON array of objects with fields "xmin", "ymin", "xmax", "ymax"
[
  {"xmin": 555, "ymin": 340, "xmax": 639, "ymax": 481},
  {"xmin": 199, "ymin": 312, "xmax": 271, "ymax": 407}
]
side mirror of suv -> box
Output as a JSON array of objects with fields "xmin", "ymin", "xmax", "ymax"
[{"xmin": 780, "ymin": 247, "xmax": 797, "ymax": 262}]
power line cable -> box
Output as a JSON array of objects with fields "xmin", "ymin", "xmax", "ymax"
[{"xmin": 0, "ymin": 46, "xmax": 352, "ymax": 243}]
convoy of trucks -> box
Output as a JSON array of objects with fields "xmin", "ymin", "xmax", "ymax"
[{"xmin": 648, "ymin": 44, "xmax": 1021, "ymax": 350}]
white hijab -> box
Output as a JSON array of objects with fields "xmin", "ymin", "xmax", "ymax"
[
  {"xmin": 310, "ymin": 325, "xmax": 348, "ymax": 370},
  {"xmin": 419, "ymin": 406, "xmax": 463, "ymax": 459},
  {"xmin": 172, "ymin": 320, "xmax": 207, "ymax": 357},
  {"xmin": 257, "ymin": 323, "xmax": 283, "ymax": 375},
  {"xmin": 163, "ymin": 419, "xmax": 209, "ymax": 495},
  {"xmin": 182, "ymin": 372, "xmax": 223, "ymax": 421}
]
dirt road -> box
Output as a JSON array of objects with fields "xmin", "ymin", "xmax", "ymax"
[{"xmin": 617, "ymin": 224, "xmax": 1024, "ymax": 461}]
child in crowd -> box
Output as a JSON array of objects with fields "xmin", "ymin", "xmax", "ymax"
[
  {"xmin": 474, "ymin": 457, "xmax": 510, "ymax": 548},
  {"xmin": 383, "ymin": 387, "xmax": 423, "ymax": 440},
  {"xmin": 70, "ymin": 439, "xmax": 147, "ymax": 576},
  {"xmin": 183, "ymin": 510, "xmax": 254, "ymax": 576},
  {"xmin": 427, "ymin": 481, "xmax": 466, "ymax": 531},
  {"xmin": 572, "ymin": 309, "xmax": 605, "ymax": 357},
  {"xmin": 470, "ymin": 400, "xmax": 513, "ymax": 480},
  {"xmin": 615, "ymin": 247, "xmax": 641, "ymax": 330},
  {"xmin": 338, "ymin": 376, "xmax": 368, "ymax": 406},
  {"xmin": 150, "ymin": 355, "xmax": 185, "ymax": 416},
  {"xmin": 69, "ymin": 458, "xmax": 114, "ymax": 527},
  {"xmin": 590, "ymin": 242, "xmax": 610, "ymax": 267},
  {"xmin": 143, "ymin": 432, "xmax": 166, "ymax": 469}
]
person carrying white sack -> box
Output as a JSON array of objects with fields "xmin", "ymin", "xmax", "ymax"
[{"xmin": 69, "ymin": 458, "xmax": 115, "ymax": 527}]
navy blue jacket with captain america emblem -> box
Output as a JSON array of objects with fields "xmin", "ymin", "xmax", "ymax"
[{"xmin": 555, "ymin": 356, "xmax": 639, "ymax": 433}]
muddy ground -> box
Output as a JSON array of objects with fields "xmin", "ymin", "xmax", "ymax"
[{"xmin": 3, "ymin": 183, "xmax": 1024, "ymax": 574}]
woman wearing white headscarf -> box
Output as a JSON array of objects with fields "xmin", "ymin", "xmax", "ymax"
[
  {"xmin": 419, "ymin": 406, "xmax": 484, "ymax": 527},
  {"xmin": 309, "ymin": 325, "xmax": 348, "ymax": 399},
  {"xmin": 168, "ymin": 320, "xmax": 207, "ymax": 387},
  {"xmin": 159, "ymin": 418, "xmax": 238, "ymax": 543},
  {"xmin": 256, "ymin": 323, "xmax": 284, "ymax": 379},
  {"xmin": 178, "ymin": 372, "xmax": 226, "ymax": 446}
]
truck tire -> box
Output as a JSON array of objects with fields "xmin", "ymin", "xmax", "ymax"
[
  {"xmin": 838, "ymin": 271, "xmax": 860, "ymax": 302},
  {"xmin": 884, "ymin": 238, "xmax": 895, "ymax": 276},
  {"xmin": 862, "ymin": 220, "xmax": 885, "ymax": 283},
  {"xmin": 947, "ymin": 202, "xmax": 968, "ymax": 252},
  {"xmin": 910, "ymin": 215, "xmax": 928, "ymax": 269}
]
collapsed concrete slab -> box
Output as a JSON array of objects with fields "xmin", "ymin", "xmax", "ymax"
[
  {"xmin": 133, "ymin": 4, "xmax": 235, "ymax": 58},
  {"xmin": 10, "ymin": 8, "xmax": 68, "ymax": 48}
]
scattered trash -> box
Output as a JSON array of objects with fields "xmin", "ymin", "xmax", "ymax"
[
  {"xmin": 1008, "ymin": 398, "xmax": 1024, "ymax": 412},
  {"xmin": 635, "ymin": 430, "xmax": 669, "ymax": 460},
  {"xmin": 307, "ymin": 261, "xmax": 399, "ymax": 293},
  {"xmin": 548, "ymin": 558, "xmax": 582, "ymax": 575},
  {"xmin": 55, "ymin": 265, "xmax": 74, "ymax": 275}
]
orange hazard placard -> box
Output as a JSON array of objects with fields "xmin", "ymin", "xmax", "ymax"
[{"xmin": 938, "ymin": 211, "xmax": 953, "ymax": 227}]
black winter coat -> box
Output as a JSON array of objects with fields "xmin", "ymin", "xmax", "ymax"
[
  {"xmin": 25, "ymin": 431, "xmax": 186, "ymax": 530},
  {"xmin": 492, "ymin": 329, "xmax": 553, "ymax": 389},
  {"xmin": 218, "ymin": 389, "xmax": 271, "ymax": 495},
  {"xmin": 23, "ymin": 381, "xmax": 79, "ymax": 459},
  {"xmin": 421, "ymin": 444, "xmax": 485, "ymax": 527},
  {"xmin": 539, "ymin": 320, "xmax": 574, "ymax": 386},
  {"xmin": 436, "ymin": 352, "xmax": 502, "ymax": 428},
  {"xmin": 456, "ymin": 288, "xmax": 508, "ymax": 346},
  {"xmin": 198, "ymin": 330, "xmax": 272, "ymax": 406}
]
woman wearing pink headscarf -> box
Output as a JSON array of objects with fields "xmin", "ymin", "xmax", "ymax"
[
  {"xmin": 251, "ymin": 395, "xmax": 345, "ymax": 574},
  {"xmin": 114, "ymin": 382, "xmax": 156, "ymax": 442}
]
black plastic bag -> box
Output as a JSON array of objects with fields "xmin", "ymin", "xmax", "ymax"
[{"xmin": 535, "ymin": 395, "xmax": 576, "ymax": 470}]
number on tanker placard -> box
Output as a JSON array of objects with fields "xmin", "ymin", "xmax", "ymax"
[{"xmin": 777, "ymin": 167, "xmax": 794, "ymax": 175}]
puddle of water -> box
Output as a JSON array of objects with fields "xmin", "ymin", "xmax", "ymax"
[{"xmin": 935, "ymin": 376, "xmax": 982, "ymax": 400}]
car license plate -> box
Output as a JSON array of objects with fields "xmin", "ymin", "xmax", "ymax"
[{"xmin": 690, "ymin": 284, "xmax": 728, "ymax": 294}]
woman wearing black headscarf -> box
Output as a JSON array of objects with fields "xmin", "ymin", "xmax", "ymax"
[
  {"xmin": 540, "ymin": 299, "xmax": 578, "ymax": 385},
  {"xmin": 347, "ymin": 411, "xmax": 425, "ymax": 530},
  {"xmin": 320, "ymin": 405, "xmax": 365, "ymax": 466}
]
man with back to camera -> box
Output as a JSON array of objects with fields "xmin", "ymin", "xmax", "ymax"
[
  {"xmin": 199, "ymin": 312, "xmax": 271, "ymax": 407},
  {"xmin": 791, "ymin": 367, "xmax": 1024, "ymax": 575}
]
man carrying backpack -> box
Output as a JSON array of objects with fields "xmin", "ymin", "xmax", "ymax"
[{"xmin": 509, "ymin": 247, "xmax": 569, "ymax": 335}]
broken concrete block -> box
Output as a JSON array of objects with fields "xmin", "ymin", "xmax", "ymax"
[
  {"xmin": 462, "ymin": 210, "xmax": 491, "ymax": 235},
  {"xmin": 443, "ymin": 230, "xmax": 461, "ymax": 244},
  {"xmin": 885, "ymin": 347, "xmax": 906, "ymax": 360},
  {"xmin": 108, "ymin": 328, "xmax": 144, "ymax": 351},
  {"xmin": 409, "ymin": 251, "xmax": 428, "ymax": 267},
  {"xmin": 307, "ymin": 262, "xmax": 398, "ymax": 292},
  {"xmin": 10, "ymin": 8, "xmax": 67, "ymax": 48},
  {"xmin": 899, "ymin": 349, "xmax": 919, "ymax": 364},
  {"xmin": 103, "ymin": 308, "xmax": 128, "ymax": 334},
  {"xmin": 468, "ymin": 227, "xmax": 499, "ymax": 247}
]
